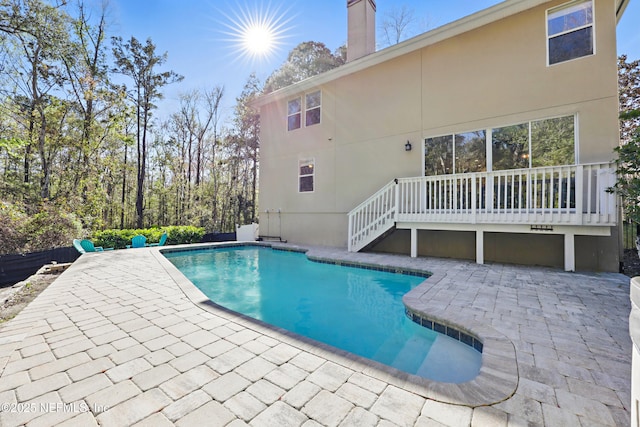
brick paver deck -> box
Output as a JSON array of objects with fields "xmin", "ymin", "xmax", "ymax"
[{"xmin": 0, "ymin": 243, "xmax": 631, "ymax": 426}]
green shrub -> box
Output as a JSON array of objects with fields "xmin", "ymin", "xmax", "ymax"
[
  {"xmin": 163, "ymin": 225, "xmax": 206, "ymax": 245},
  {"xmin": 22, "ymin": 204, "xmax": 83, "ymax": 252},
  {"xmin": 92, "ymin": 226, "xmax": 205, "ymax": 249},
  {"xmin": 0, "ymin": 201, "xmax": 82, "ymax": 254},
  {"xmin": 0, "ymin": 202, "xmax": 27, "ymax": 254},
  {"xmin": 91, "ymin": 229, "xmax": 133, "ymax": 250}
]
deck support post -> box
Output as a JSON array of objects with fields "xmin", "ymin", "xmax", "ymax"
[
  {"xmin": 476, "ymin": 230, "xmax": 484, "ymax": 265},
  {"xmin": 564, "ymin": 232, "xmax": 575, "ymax": 272},
  {"xmin": 411, "ymin": 228, "xmax": 418, "ymax": 258}
]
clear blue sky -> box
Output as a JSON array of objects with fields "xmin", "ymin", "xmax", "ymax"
[{"xmin": 107, "ymin": 0, "xmax": 640, "ymax": 123}]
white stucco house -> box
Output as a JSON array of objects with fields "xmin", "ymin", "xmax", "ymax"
[{"xmin": 253, "ymin": 0, "xmax": 630, "ymax": 272}]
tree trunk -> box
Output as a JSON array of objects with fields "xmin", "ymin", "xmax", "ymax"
[
  {"xmin": 120, "ymin": 144, "xmax": 127, "ymax": 229},
  {"xmin": 38, "ymin": 107, "xmax": 50, "ymax": 200},
  {"xmin": 24, "ymin": 134, "xmax": 32, "ymax": 185},
  {"xmin": 135, "ymin": 93, "xmax": 144, "ymax": 229},
  {"xmin": 636, "ymin": 223, "xmax": 640, "ymax": 259}
]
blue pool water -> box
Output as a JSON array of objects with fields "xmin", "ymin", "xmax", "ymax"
[{"xmin": 164, "ymin": 246, "xmax": 482, "ymax": 383}]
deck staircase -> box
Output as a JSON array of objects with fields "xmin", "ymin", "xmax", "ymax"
[{"xmin": 347, "ymin": 180, "xmax": 398, "ymax": 252}]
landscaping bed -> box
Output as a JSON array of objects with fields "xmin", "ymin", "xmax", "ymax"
[{"xmin": 0, "ymin": 264, "xmax": 68, "ymax": 324}]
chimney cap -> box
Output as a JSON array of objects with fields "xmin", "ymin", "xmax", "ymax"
[{"xmin": 347, "ymin": 0, "xmax": 376, "ymax": 10}]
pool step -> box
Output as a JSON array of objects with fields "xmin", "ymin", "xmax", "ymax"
[{"xmin": 372, "ymin": 333, "xmax": 434, "ymax": 372}]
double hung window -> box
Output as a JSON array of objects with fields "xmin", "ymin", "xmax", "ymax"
[
  {"xmin": 287, "ymin": 90, "xmax": 321, "ymax": 131},
  {"xmin": 299, "ymin": 159, "xmax": 315, "ymax": 192},
  {"xmin": 547, "ymin": 0, "xmax": 594, "ymax": 65},
  {"xmin": 305, "ymin": 91, "xmax": 321, "ymax": 126},
  {"xmin": 287, "ymin": 98, "xmax": 302, "ymax": 131}
]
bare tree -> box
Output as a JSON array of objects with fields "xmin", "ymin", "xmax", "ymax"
[
  {"xmin": 63, "ymin": 2, "xmax": 111, "ymax": 170},
  {"xmin": 378, "ymin": 5, "xmax": 432, "ymax": 49}
]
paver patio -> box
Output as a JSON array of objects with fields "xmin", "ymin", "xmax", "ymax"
[{"xmin": 0, "ymin": 243, "xmax": 631, "ymax": 426}]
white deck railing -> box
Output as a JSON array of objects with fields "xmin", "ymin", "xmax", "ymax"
[
  {"xmin": 348, "ymin": 163, "xmax": 617, "ymax": 252},
  {"xmin": 347, "ymin": 180, "xmax": 397, "ymax": 253}
]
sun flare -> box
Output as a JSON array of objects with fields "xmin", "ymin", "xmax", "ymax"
[
  {"xmin": 243, "ymin": 24, "xmax": 275, "ymax": 55},
  {"xmin": 221, "ymin": 2, "xmax": 294, "ymax": 62}
]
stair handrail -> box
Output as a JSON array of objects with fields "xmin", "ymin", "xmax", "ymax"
[
  {"xmin": 347, "ymin": 179, "xmax": 398, "ymax": 214},
  {"xmin": 348, "ymin": 179, "xmax": 398, "ymax": 252}
]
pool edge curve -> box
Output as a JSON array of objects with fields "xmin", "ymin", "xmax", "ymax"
[{"xmin": 153, "ymin": 242, "xmax": 519, "ymax": 407}]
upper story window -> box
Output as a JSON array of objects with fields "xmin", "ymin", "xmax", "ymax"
[
  {"xmin": 287, "ymin": 90, "xmax": 322, "ymax": 131},
  {"xmin": 287, "ymin": 97, "xmax": 302, "ymax": 131},
  {"xmin": 305, "ymin": 91, "xmax": 321, "ymax": 126},
  {"xmin": 547, "ymin": 0, "xmax": 594, "ymax": 65}
]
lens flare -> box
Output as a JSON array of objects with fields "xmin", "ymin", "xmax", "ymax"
[
  {"xmin": 243, "ymin": 24, "xmax": 274, "ymax": 55},
  {"xmin": 219, "ymin": 1, "xmax": 294, "ymax": 63}
]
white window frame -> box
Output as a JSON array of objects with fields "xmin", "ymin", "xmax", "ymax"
[
  {"xmin": 286, "ymin": 90, "xmax": 322, "ymax": 131},
  {"xmin": 287, "ymin": 97, "xmax": 302, "ymax": 131},
  {"xmin": 423, "ymin": 129, "xmax": 487, "ymax": 176},
  {"xmin": 546, "ymin": 0, "xmax": 595, "ymax": 66},
  {"xmin": 423, "ymin": 114, "xmax": 577, "ymax": 175},
  {"xmin": 305, "ymin": 90, "xmax": 322, "ymax": 127},
  {"xmin": 298, "ymin": 158, "xmax": 315, "ymax": 193}
]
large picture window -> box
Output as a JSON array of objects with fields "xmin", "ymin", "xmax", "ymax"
[
  {"xmin": 424, "ymin": 131, "xmax": 486, "ymax": 175},
  {"xmin": 492, "ymin": 117, "xmax": 575, "ymax": 170},
  {"xmin": 547, "ymin": 0, "xmax": 594, "ymax": 65},
  {"xmin": 455, "ymin": 131, "xmax": 487, "ymax": 174},
  {"xmin": 425, "ymin": 116, "xmax": 575, "ymax": 176},
  {"xmin": 424, "ymin": 136, "xmax": 453, "ymax": 176},
  {"xmin": 492, "ymin": 124, "xmax": 529, "ymax": 171},
  {"xmin": 531, "ymin": 116, "xmax": 575, "ymax": 167},
  {"xmin": 299, "ymin": 159, "xmax": 315, "ymax": 192}
]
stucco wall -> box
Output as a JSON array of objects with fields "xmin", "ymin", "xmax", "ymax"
[
  {"xmin": 257, "ymin": 0, "xmax": 622, "ymax": 270},
  {"xmin": 369, "ymin": 227, "xmax": 621, "ymax": 272}
]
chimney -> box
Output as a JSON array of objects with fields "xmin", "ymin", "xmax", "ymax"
[{"xmin": 347, "ymin": 0, "xmax": 376, "ymax": 62}]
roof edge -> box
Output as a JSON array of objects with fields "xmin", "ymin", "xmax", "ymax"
[{"xmin": 616, "ymin": 0, "xmax": 630, "ymax": 23}]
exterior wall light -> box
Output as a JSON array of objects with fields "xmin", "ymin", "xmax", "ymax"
[{"xmin": 405, "ymin": 140, "xmax": 412, "ymax": 151}]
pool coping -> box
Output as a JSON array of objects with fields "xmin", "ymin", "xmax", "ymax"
[{"xmin": 154, "ymin": 241, "xmax": 518, "ymax": 407}]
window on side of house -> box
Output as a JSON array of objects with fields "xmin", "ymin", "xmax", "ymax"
[
  {"xmin": 305, "ymin": 91, "xmax": 321, "ymax": 126},
  {"xmin": 547, "ymin": 0, "xmax": 594, "ymax": 65},
  {"xmin": 288, "ymin": 97, "xmax": 301, "ymax": 131},
  {"xmin": 299, "ymin": 159, "xmax": 315, "ymax": 192},
  {"xmin": 492, "ymin": 115, "xmax": 575, "ymax": 170},
  {"xmin": 531, "ymin": 116, "xmax": 575, "ymax": 167},
  {"xmin": 492, "ymin": 123, "xmax": 530, "ymax": 171},
  {"xmin": 455, "ymin": 131, "xmax": 487, "ymax": 173},
  {"xmin": 424, "ymin": 131, "xmax": 486, "ymax": 176},
  {"xmin": 425, "ymin": 115, "xmax": 575, "ymax": 175},
  {"xmin": 424, "ymin": 135, "xmax": 453, "ymax": 176}
]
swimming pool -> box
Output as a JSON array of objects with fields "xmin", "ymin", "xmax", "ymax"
[{"xmin": 164, "ymin": 246, "xmax": 482, "ymax": 383}]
